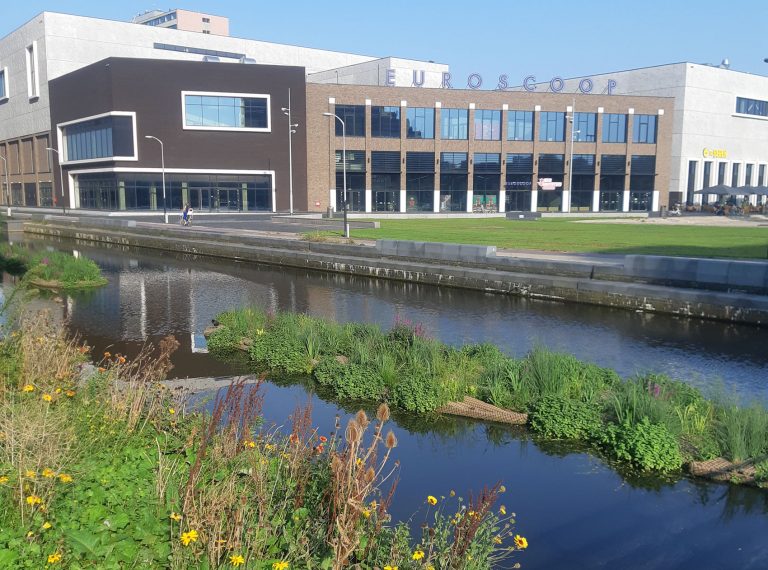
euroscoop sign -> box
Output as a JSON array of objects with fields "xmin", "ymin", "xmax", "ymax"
[{"xmin": 385, "ymin": 69, "xmax": 618, "ymax": 95}]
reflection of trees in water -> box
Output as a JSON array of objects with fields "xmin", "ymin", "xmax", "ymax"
[{"xmin": 718, "ymin": 482, "xmax": 768, "ymax": 521}]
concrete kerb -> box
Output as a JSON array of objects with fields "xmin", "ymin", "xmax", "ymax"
[{"xmin": 271, "ymin": 216, "xmax": 380, "ymax": 229}]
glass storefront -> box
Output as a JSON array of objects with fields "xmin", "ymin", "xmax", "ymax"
[{"xmin": 75, "ymin": 172, "xmax": 272, "ymax": 211}]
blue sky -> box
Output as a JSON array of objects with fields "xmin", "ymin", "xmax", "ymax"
[{"xmin": 3, "ymin": 0, "xmax": 768, "ymax": 85}]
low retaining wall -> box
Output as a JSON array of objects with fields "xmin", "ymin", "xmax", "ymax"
[{"xmin": 20, "ymin": 220, "xmax": 768, "ymax": 325}]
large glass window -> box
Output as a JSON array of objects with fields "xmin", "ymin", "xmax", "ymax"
[
  {"xmin": 335, "ymin": 150, "xmax": 366, "ymax": 213},
  {"xmin": 441, "ymin": 108, "xmax": 468, "ymax": 140},
  {"xmin": 335, "ymin": 105, "xmax": 365, "ymax": 137},
  {"xmin": 571, "ymin": 154, "xmax": 595, "ymax": 210},
  {"xmin": 184, "ymin": 93, "xmax": 269, "ymax": 130},
  {"xmin": 573, "ymin": 113, "xmax": 596, "ymax": 142},
  {"xmin": 601, "ymin": 154, "xmax": 626, "ymax": 211},
  {"xmin": 745, "ymin": 164, "xmax": 754, "ymax": 186},
  {"xmin": 507, "ymin": 110, "xmax": 533, "ymax": 141},
  {"xmin": 632, "ymin": 114, "xmax": 657, "ymax": 144},
  {"xmin": 473, "ymin": 153, "xmax": 500, "ymax": 211},
  {"xmin": 371, "ymin": 151, "xmax": 400, "ymax": 211},
  {"xmin": 62, "ymin": 115, "xmax": 135, "ymax": 162},
  {"xmin": 537, "ymin": 154, "xmax": 564, "ymax": 210},
  {"xmin": 759, "ymin": 164, "xmax": 766, "ymax": 186},
  {"xmin": 718, "ymin": 162, "xmax": 726, "ymax": 185},
  {"xmin": 440, "ymin": 152, "xmax": 468, "ymax": 211},
  {"xmin": 505, "ymin": 153, "xmax": 534, "ymax": 211},
  {"xmin": 736, "ymin": 97, "xmax": 768, "ymax": 117},
  {"xmin": 39, "ymin": 182, "xmax": 53, "ymax": 207},
  {"xmin": 686, "ymin": 160, "xmax": 697, "ymax": 205},
  {"xmin": 630, "ymin": 155, "xmax": 655, "ymax": 211},
  {"xmin": 732, "ymin": 163, "xmax": 740, "ymax": 186},
  {"xmin": 474, "ymin": 110, "xmax": 501, "ymax": 141},
  {"xmin": 26, "ymin": 43, "xmax": 38, "ymax": 98},
  {"xmin": 406, "ymin": 152, "xmax": 434, "ymax": 211},
  {"xmin": 406, "ymin": 107, "xmax": 434, "ymax": 139},
  {"xmin": 602, "ymin": 114, "xmax": 626, "ymax": 143},
  {"xmin": 0, "ymin": 68, "xmax": 7, "ymax": 99},
  {"xmin": 539, "ymin": 112, "xmax": 565, "ymax": 142},
  {"xmin": 371, "ymin": 106, "xmax": 400, "ymax": 138}
]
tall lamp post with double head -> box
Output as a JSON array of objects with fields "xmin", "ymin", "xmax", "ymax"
[
  {"xmin": 281, "ymin": 88, "xmax": 299, "ymax": 215},
  {"xmin": 323, "ymin": 112, "xmax": 349, "ymax": 238},
  {"xmin": 144, "ymin": 135, "xmax": 168, "ymax": 223},
  {"xmin": 0, "ymin": 154, "xmax": 9, "ymax": 217},
  {"xmin": 45, "ymin": 147, "xmax": 66, "ymax": 215}
]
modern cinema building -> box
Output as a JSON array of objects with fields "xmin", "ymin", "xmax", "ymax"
[{"xmin": 0, "ymin": 11, "xmax": 677, "ymax": 214}]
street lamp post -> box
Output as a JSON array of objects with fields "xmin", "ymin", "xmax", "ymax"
[
  {"xmin": 281, "ymin": 88, "xmax": 299, "ymax": 215},
  {"xmin": 45, "ymin": 147, "xmax": 66, "ymax": 215},
  {"xmin": 144, "ymin": 135, "xmax": 168, "ymax": 223},
  {"xmin": 0, "ymin": 155, "xmax": 10, "ymax": 217},
  {"xmin": 323, "ymin": 112, "xmax": 349, "ymax": 238}
]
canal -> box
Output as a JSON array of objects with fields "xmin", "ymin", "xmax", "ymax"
[{"xmin": 3, "ymin": 234, "xmax": 768, "ymax": 569}]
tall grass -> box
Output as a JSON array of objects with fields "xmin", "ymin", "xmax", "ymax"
[
  {"xmin": 25, "ymin": 251, "xmax": 106, "ymax": 288},
  {"xmin": 715, "ymin": 402, "xmax": 768, "ymax": 462}
]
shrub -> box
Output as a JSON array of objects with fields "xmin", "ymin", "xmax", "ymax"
[
  {"xmin": 755, "ymin": 460, "xmax": 768, "ymax": 483},
  {"xmin": 599, "ymin": 418, "xmax": 683, "ymax": 473},
  {"xmin": 529, "ymin": 395, "xmax": 603, "ymax": 440},
  {"xmin": 391, "ymin": 370, "xmax": 448, "ymax": 413},
  {"xmin": 313, "ymin": 357, "xmax": 384, "ymax": 400},
  {"xmin": 205, "ymin": 326, "xmax": 242, "ymax": 355}
]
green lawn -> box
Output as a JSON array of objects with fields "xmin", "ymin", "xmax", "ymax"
[{"xmin": 350, "ymin": 218, "xmax": 768, "ymax": 259}]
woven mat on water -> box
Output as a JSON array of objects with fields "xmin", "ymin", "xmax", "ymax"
[
  {"xmin": 438, "ymin": 396, "xmax": 528, "ymax": 425},
  {"xmin": 688, "ymin": 458, "xmax": 756, "ymax": 483}
]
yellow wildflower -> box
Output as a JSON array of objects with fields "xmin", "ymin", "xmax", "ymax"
[
  {"xmin": 449, "ymin": 489, "xmax": 456, "ymax": 497},
  {"xmin": 26, "ymin": 495, "xmax": 43, "ymax": 506},
  {"xmin": 0, "ymin": 476, "xmax": 8, "ymax": 485},
  {"xmin": 427, "ymin": 566, "xmax": 435, "ymax": 570},
  {"xmin": 25, "ymin": 470, "xmax": 36, "ymax": 478},
  {"xmin": 168, "ymin": 408, "xmax": 175, "ymax": 415},
  {"xmin": 272, "ymin": 562, "xmax": 289, "ymax": 570},
  {"xmin": 427, "ymin": 495, "xmax": 437, "ymax": 506},
  {"xmin": 265, "ymin": 443, "xmax": 275, "ymax": 451},
  {"xmin": 180, "ymin": 529, "xmax": 199, "ymax": 546},
  {"xmin": 243, "ymin": 440, "xmax": 256, "ymax": 448},
  {"xmin": 361, "ymin": 508, "xmax": 371, "ymax": 519},
  {"xmin": 47, "ymin": 552, "xmax": 62, "ymax": 564},
  {"xmin": 42, "ymin": 521, "xmax": 52, "ymax": 530},
  {"xmin": 65, "ymin": 390, "xmax": 76, "ymax": 397},
  {"xmin": 58, "ymin": 473, "xmax": 73, "ymax": 483},
  {"xmin": 42, "ymin": 393, "xmax": 53, "ymax": 402},
  {"xmin": 355, "ymin": 458, "xmax": 363, "ymax": 467},
  {"xmin": 514, "ymin": 535, "xmax": 528, "ymax": 550},
  {"xmin": 256, "ymin": 328, "xmax": 265, "ymax": 336},
  {"xmin": 27, "ymin": 531, "xmax": 34, "ymax": 538},
  {"xmin": 230, "ymin": 554, "xmax": 245, "ymax": 566},
  {"xmin": 499, "ymin": 485, "xmax": 506, "ymax": 493},
  {"xmin": 170, "ymin": 512, "xmax": 182, "ymax": 521},
  {"xmin": 499, "ymin": 505, "xmax": 506, "ymax": 516},
  {"xmin": 55, "ymin": 388, "xmax": 62, "ymax": 394},
  {"xmin": 22, "ymin": 384, "xmax": 34, "ymax": 392},
  {"xmin": 412, "ymin": 549, "xmax": 425, "ymax": 561},
  {"xmin": 42, "ymin": 468, "xmax": 56, "ymax": 478},
  {"xmin": 384, "ymin": 566, "xmax": 398, "ymax": 570},
  {"xmin": 494, "ymin": 536, "xmax": 503, "ymax": 544}
]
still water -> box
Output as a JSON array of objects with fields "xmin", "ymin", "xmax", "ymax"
[{"xmin": 4, "ymin": 235, "xmax": 768, "ymax": 569}]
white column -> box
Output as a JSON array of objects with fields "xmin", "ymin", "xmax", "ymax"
[
  {"xmin": 499, "ymin": 190, "xmax": 506, "ymax": 213},
  {"xmin": 651, "ymin": 190, "xmax": 660, "ymax": 211},
  {"xmin": 622, "ymin": 190, "xmax": 630, "ymax": 212},
  {"xmin": 330, "ymin": 189, "xmax": 337, "ymax": 212},
  {"xmin": 433, "ymin": 190, "xmax": 440, "ymax": 213},
  {"xmin": 592, "ymin": 190, "xmax": 600, "ymax": 212},
  {"xmin": 466, "ymin": 190, "xmax": 473, "ymax": 213},
  {"xmin": 399, "ymin": 189, "xmax": 406, "ymax": 213},
  {"xmin": 530, "ymin": 190, "xmax": 538, "ymax": 212},
  {"xmin": 561, "ymin": 189, "xmax": 570, "ymax": 213},
  {"xmin": 365, "ymin": 189, "xmax": 372, "ymax": 213}
]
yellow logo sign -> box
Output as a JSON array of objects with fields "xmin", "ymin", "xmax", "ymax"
[{"xmin": 702, "ymin": 148, "xmax": 727, "ymax": 159}]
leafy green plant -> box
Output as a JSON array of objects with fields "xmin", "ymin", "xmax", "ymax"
[
  {"xmin": 23, "ymin": 251, "xmax": 107, "ymax": 289},
  {"xmin": 599, "ymin": 418, "xmax": 683, "ymax": 473},
  {"xmin": 529, "ymin": 395, "xmax": 602, "ymax": 440}
]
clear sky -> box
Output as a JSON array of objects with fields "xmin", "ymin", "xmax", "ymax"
[{"xmin": 3, "ymin": 0, "xmax": 768, "ymax": 85}]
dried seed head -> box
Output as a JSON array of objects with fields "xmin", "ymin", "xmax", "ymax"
[
  {"xmin": 376, "ymin": 403, "xmax": 390, "ymax": 422},
  {"xmin": 355, "ymin": 410, "xmax": 369, "ymax": 430},
  {"xmin": 385, "ymin": 430, "xmax": 398, "ymax": 449},
  {"xmin": 346, "ymin": 419, "xmax": 361, "ymax": 444},
  {"xmin": 365, "ymin": 467, "xmax": 375, "ymax": 483},
  {"xmin": 331, "ymin": 455, "xmax": 342, "ymax": 472}
]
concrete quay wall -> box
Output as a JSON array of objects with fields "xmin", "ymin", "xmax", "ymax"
[{"xmin": 21, "ymin": 218, "xmax": 768, "ymax": 326}]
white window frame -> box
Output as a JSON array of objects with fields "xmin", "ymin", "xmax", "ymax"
[
  {"xmin": 25, "ymin": 42, "xmax": 39, "ymax": 99},
  {"xmin": 56, "ymin": 111, "xmax": 139, "ymax": 165},
  {"xmin": 181, "ymin": 91, "xmax": 271, "ymax": 132},
  {"xmin": 0, "ymin": 66, "xmax": 8, "ymax": 102}
]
